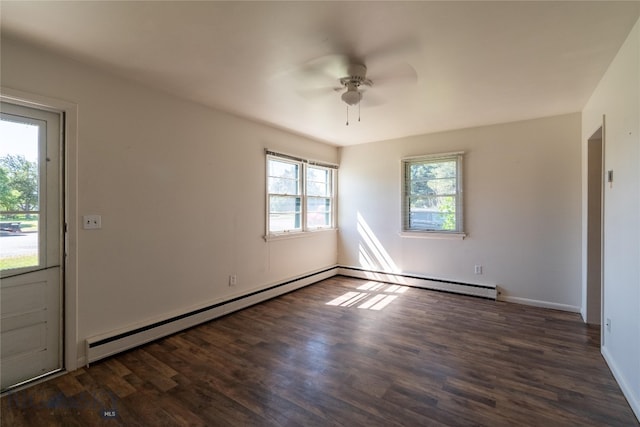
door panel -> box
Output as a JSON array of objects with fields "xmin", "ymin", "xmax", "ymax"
[
  {"xmin": 0, "ymin": 102, "xmax": 62, "ymax": 391},
  {"xmin": 1, "ymin": 268, "xmax": 60, "ymax": 388}
]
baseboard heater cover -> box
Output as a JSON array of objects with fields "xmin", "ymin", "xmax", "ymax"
[
  {"xmin": 85, "ymin": 266, "xmax": 338, "ymax": 365},
  {"xmin": 338, "ymin": 266, "xmax": 497, "ymax": 300}
]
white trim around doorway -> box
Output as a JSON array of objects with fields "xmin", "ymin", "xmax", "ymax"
[{"xmin": 1, "ymin": 87, "xmax": 79, "ymax": 372}]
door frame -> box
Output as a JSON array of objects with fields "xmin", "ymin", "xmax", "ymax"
[
  {"xmin": 586, "ymin": 123, "xmax": 605, "ymax": 328},
  {"xmin": 1, "ymin": 87, "xmax": 79, "ymax": 373},
  {"xmin": 598, "ymin": 116, "xmax": 606, "ymax": 347}
]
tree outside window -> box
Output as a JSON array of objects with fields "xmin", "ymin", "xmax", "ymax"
[
  {"xmin": 403, "ymin": 153, "xmax": 463, "ymax": 233},
  {"xmin": 267, "ymin": 154, "xmax": 336, "ymax": 236}
]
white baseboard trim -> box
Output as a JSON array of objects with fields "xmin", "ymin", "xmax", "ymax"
[
  {"xmin": 580, "ymin": 307, "xmax": 587, "ymax": 323},
  {"xmin": 602, "ymin": 346, "xmax": 640, "ymax": 422},
  {"xmin": 84, "ymin": 266, "xmax": 338, "ymax": 365},
  {"xmin": 497, "ymin": 295, "xmax": 580, "ymax": 313},
  {"xmin": 337, "ymin": 266, "xmax": 497, "ymax": 299}
]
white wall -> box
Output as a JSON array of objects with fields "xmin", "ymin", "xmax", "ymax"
[
  {"xmin": 338, "ymin": 114, "xmax": 582, "ymax": 311},
  {"xmin": 1, "ymin": 37, "xmax": 339, "ymax": 364},
  {"xmin": 582, "ymin": 17, "xmax": 640, "ymax": 419}
]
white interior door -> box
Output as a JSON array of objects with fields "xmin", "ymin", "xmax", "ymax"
[{"xmin": 0, "ymin": 102, "xmax": 63, "ymax": 391}]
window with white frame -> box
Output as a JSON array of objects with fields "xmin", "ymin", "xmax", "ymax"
[
  {"xmin": 267, "ymin": 155, "xmax": 302, "ymax": 233},
  {"xmin": 266, "ymin": 151, "xmax": 336, "ymax": 236},
  {"xmin": 402, "ymin": 152, "xmax": 464, "ymax": 233},
  {"xmin": 306, "ymin": 164, "xmax": 334, "ymax": 229}
]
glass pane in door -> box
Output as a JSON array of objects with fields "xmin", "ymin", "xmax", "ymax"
[{"xmin": 0, "ymin": 119, "xmax": 40, "ymax": 271}]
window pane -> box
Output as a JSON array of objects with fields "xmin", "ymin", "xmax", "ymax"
[
  {"xmin": 269, "ymin": 195, "xmax": 301, "ymax": 213},
  {"xmin": 307, "ymin": 180, "xmax": 330, "ymax": 197},
  {"xmin": 0, "ymin": 121, "xmax": 40, "ymax": 212},
  {"xmin": 430, "ymin": 177, "xmax": 456, "ymax": 194},
  {"xmin": 433, "ymin": 160, "xmax": 456, "ymax": 178},
  {"xmin": 269, "ymin": 213, "xmax": 301, "ymax": 232},
  {"xmin": 307, "ymin": 167, "xmax": 330, "ymax": 197},
  {"xmin": 410, "ymin": 159, "xmax": 456, "ymax": 181},
  {"xmin": 269, "ymin": 196, "xmax": 301, "ymax": 232},
  {"xmin": 268, "ymin": 159, "xmax": 300, "ymax": 195},
  {"xmin": 410, "ymin": 177, "xmax": 456, "ymax": 196},
  {"xmin": 0, "ymin": 214, "xmax": 40, "ymax": 271},
  {"xmin": 409, "ymin": 196, "xmax": 456, "ymax": 231},
  {"xmin": 269, "ymin": 159, "xmax": 299, "ymax": 179},
  {"xmin": 307, "ymin": 167, "xmax": 328, "ymax": 182},
  {"xmin": 1, "ymin": 119, "xmax": 41, "ymax": 270},
  {"xmin": 307, "ymin": 197, "xmax": 331, "ymax": 228},
  {"xmin": 268, "ymin": 177, "xmax": 298, "ymax": 195}
]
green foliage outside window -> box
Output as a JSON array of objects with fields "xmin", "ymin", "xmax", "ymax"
[
  {"xmin": 404, "ymin": 155, "xmax": 461, "ymax": 232},
  {"xmin": 0, "ymin": 154, "xmax": 38, "ymax": 215}
]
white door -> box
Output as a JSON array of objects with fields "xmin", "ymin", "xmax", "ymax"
[{"xmin": 0, "ymin": 102, "xmax": 63, "ymax": 391}]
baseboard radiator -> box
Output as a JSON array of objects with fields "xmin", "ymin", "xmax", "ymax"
[
  {"xmin": 85, "ymin": 265, "xmax": 494, "ymax": 365},
  {"xmin": 338, "ymin": 266, "xmax": 497, "ymax": 300},
  {"xmin": 85, "ymin": 267, "xmax": 338, "ymax": 365}
]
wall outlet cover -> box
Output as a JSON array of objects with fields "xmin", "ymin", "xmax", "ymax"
[{"xmin": 83, "ymin": 215, "xmax": 102, "ymax": 229}]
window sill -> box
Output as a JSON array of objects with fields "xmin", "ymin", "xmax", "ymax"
[
  {"xmin": 400, "ymin": 231, "xmax": 466, "ymax": 240},
  {"xmin": 264, "ymin": 228, "xmax": 337, "ymax": 242}
]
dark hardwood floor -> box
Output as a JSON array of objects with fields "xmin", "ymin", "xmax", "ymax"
[{"xmin": 2, "ymin": 276, "xmax": 637, "ymax": 426}]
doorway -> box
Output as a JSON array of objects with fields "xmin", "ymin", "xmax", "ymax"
[
  {"xmin": 0, "ymin": 102, "xmax": 63, "ymax": 391},
  {"xmin": 586, "ymin": 126, "xmax": 603, "ymax": 328}
]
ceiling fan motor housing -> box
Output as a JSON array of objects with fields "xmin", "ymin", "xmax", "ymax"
[
  {"xmin": 339, "ymin": 63, "xmax": 372, "ymax": 106},
  {"xmin": 339, "ymin": 64, "xmax": 371, "ymax": 88}
]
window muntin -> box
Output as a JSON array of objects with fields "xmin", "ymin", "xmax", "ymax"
[
  {"xmin": 403, "ymin": 153, "xmax": 463, "ymax": 233},
  {"xmin": 267, "ymin": 154, "xmax": 336, "ymax": 236}
]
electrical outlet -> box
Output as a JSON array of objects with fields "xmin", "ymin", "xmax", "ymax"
[
  {"xmin": 229, "ymin": 274, "xmax": 237, "ymax": 286},
  {"xmin": 474, "ymin": 265, "xmax": 483, "ymax": 275},
  {"xmin": 83, "ymin": 215, "xmax": 102, "ymax": 230}
]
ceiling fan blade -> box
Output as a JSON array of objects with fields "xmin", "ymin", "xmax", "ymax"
[
  {"xmin": 361, "ymin": 37, "xmax": 420, "ymax": 65},
  {"xmin": 360, "ymin": 91, "xmax": 387, "ymax": 108},
  {"xmin": 321, "ymin": 30, "xmax": 419, "ymax": 68},
  {"xmin": 296, "ymin": 86, "xmax": 342, "ymax": 100},
  {"xmin": 367, "ymin": 62, "xmax": 418, "ymax": 87},
  {"xmin": 297, "ymin": 54, "xmax": 350, "ymax": 83}
]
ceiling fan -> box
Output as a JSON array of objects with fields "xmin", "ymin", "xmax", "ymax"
[
  {"xmin": 337, "ymin": 63, "xmax": 371, "ymax": 106},
  {"xmin": 294, "ymin": 53, "xmax": 418, "ymax": 124}
]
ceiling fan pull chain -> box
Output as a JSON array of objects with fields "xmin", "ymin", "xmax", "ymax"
[
  {"xmin": 358, "ymin": 92, "xmax": 361, "ymax": 122},
  {"xmin": 346, "ymin": 105, "xmax": 349, "ymax": 126}
]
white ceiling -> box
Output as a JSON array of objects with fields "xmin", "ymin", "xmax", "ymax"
[{"xmin": 2, "ymin": 1, "xmax": 639, "ymax": 146}]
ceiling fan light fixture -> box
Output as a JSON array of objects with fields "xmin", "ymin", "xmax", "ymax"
[{"xmin": 341, "ymin": 89, "xmax": 361, "ymax": 106}]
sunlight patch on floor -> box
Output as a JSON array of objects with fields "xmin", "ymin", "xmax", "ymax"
[
  {"xmin": 326, "ymin": 282, "xmax": 409, "ymax": 311},
  {"xmin": 357, "ymin": 281, "xmax": 386, "ymax": 291},
  {"xmin": 326, "ymin": 292, "xmax": 369, "ymax": 307}
]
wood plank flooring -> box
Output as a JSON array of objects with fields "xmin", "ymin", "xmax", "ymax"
[{"xmin": 2, "ymin": 276, "xmax": 638, "ymax": 426}]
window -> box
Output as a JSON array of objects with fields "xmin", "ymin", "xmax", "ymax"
[
  {"xmin": 402, "ymin": 152, "xmax": 464, "ymax": 234},
  {"xmin": 266, "ymin": 151, "xmax": 336, "ymax": 236},
  {"xmin": 267, "ymin": 157, "xmax": 302, "ymax": 232},
  {"xmin": 306, "ymin": 165, "xmax": 333, "ymax": 229}
]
